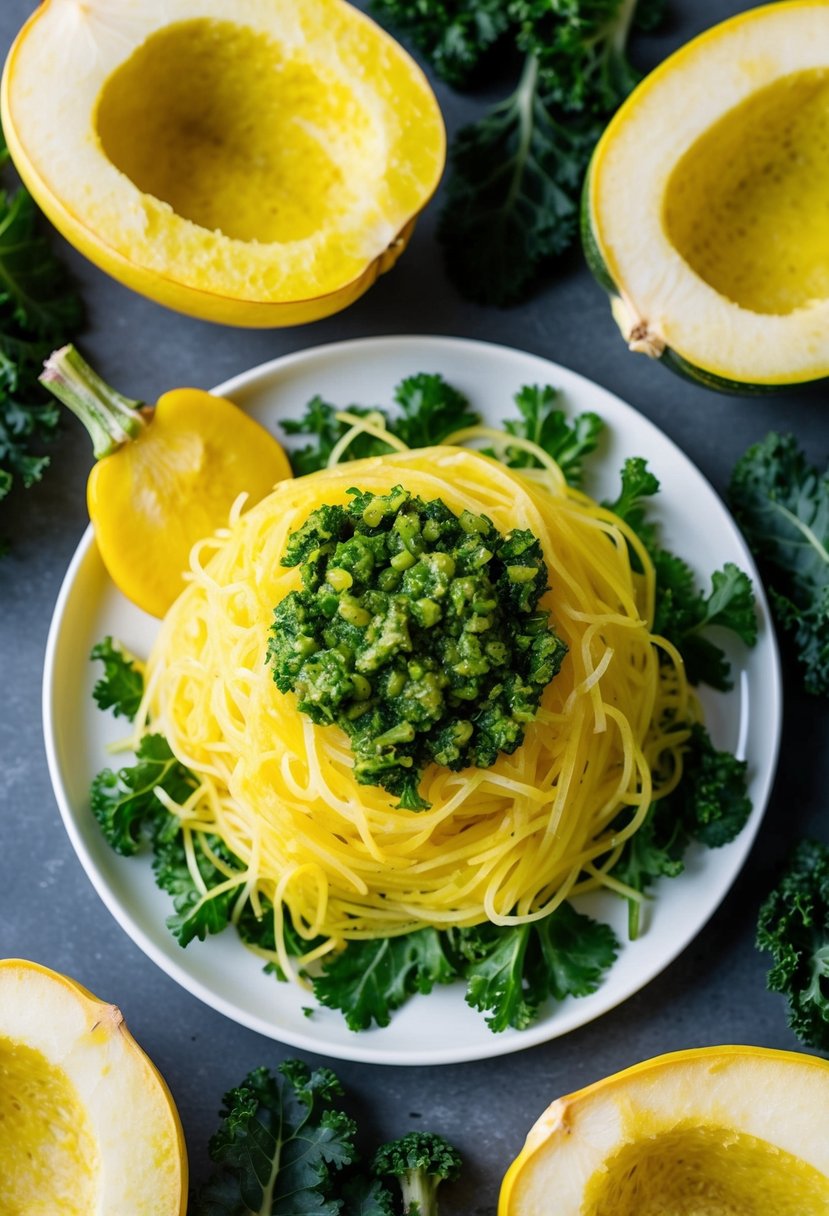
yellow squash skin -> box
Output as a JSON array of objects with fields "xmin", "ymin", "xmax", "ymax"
[
  {"xmin": 0, "ymin": 958, "xmax": 187, "ymax": 1216},
  {"xmin": 1, "ymin": 0, "xmax": 445, "ymax": 327},
  {"xmin": 499, "ymin": 1046, "xmax": 829, "ymax": 1216},
  {"xmin": 89, "ymin": 387, "xmax": 292, "ymax": 618}
]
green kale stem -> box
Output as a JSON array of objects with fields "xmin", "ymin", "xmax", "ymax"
[{"xmin": 40, "ymin": 343, "xmax": 148, "ymax": 459}]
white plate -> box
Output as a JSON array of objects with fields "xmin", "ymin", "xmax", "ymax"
[{"xmin": 43, "ymin": 335, "xmax": 781, "ymax": 1066}]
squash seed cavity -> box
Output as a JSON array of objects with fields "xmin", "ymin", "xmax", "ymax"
[
  {"xmin": 581, "ymin": 1123, "xmax": 829, "ymax": 1216},
  {"xmin": 95, "ymin": 18, "xmax": 381, "ymax": 244},
  {"xmin": 0, "ymin": 1035, "xmax": 99, "ymax": 1215},
  {"xmin": 663, "ymin": 68, "xmax": 829, "ymax": 315}
]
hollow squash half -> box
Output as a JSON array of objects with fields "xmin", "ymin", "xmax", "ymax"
[
  {"xmin": 584, "ymin": 1, "xmax": 829, "ymax": 391},
  {"xmin": 1, "ymin": 0, "xmax": 445, "ymax": 327},
  {"xmin": 0, "ymin": 958, "xmax": 187, "ymax": 1216},
  {"xmin": 499, "ymin": 1045, "xmax": 829, "ymax": 1216}
]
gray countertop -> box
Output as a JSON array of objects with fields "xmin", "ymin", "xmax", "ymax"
[{"xmin": 2, "ymin": 1, "xmax": 827, "ymax": 1210}]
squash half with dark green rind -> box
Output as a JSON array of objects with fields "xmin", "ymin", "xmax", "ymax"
[{"xmin": 583, "ymin": 1, "xmax": 829, "ymax": 393}]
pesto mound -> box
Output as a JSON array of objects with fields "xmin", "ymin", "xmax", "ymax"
[{"xmin": 268, "ymin": 486, "xmax": 568, "ymax": 808}]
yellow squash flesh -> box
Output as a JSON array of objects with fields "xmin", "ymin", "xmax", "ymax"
[
  {"xmin": 499, "ymin": 1046, "xmax": 829, "ymax": 1216},
  {"xmin": 584, "ymin": 1, "xmax": 829, "ymax": 390},
  {"xmin": 0, "ymin": 959, "xmax": 186, "ymax": 1216},
  {"xmin": 1, "ymin": 0, "xmax": 445, "ymax": 326}
]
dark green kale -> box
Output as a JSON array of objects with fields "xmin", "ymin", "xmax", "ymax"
[
  {"xmin": 391, "ymin": 373, "xmax": 479, "ymax": 449},
  {"xmin": 511, "ymin": 0, "xmax": 660, "ymax": 115},
  {"xmin": 729, "ymin": 432, "xmax": 829, "ymax": 696},
  {"xmin": 453, "ymin": 902, "xmax": 618, "ymax": 1031},
  {"xmin": 90, "ymin": 636, "xmax": 144, "ymax": 720},
  {"xmin": 192, "ymin": 1061, "xmax": 363, "ymax": 1216},
  {"xmin": 311, "ymin": 905, "xmax": 619, "ymax": 1033},
  {"xmin": 369, "ymin": 0, "xmax": 512, "ymax": 88},
  {"xmin": 371, "ymin": 1, "xmax": 665, "ymax": 303},
  {"xmin": 280, "ymin": 396, "xmax": 397, "ymax": 476},
  {"xmin": 499, "ymin": 384, "xmax": 603, "ymax": 483},
  {"xmin": 756, "ymin": 839, "xmax": 829, "ymax": 1051},
  {"xmin": 268, "ymin": 486, "xmax": 567, "ymax": 808},
  {"xmin": 373, "ymin": 1132, "xmax": 462, "ymax": 1216},
  {"xmin": 0, "ymin": 177, "xmax": 83, "ymax": 544},
  {"xmin": 280, "ymin": 374, "xmax": 480, "ymax": 476},
  {"xmin": 606, "ymin": 458, "xmax": 758, "ymax": 689},
  {"xmin": 611, "ymin": 723, "xmax": 751, "ymax": 938},
  {"xmin": 90, "ymin": 734, "xmax": 196, "ymax": 857},
  {"xmin": 313, "ymin": 929, "xmax": 457, "ymax": 1031},
  {"xmin": 437, "ymin": 61, "xmax": 601, "ymax": 306},
  {"xmin": 192, "ymin": 1063, "xmax": 460, "ymax": 1216}
]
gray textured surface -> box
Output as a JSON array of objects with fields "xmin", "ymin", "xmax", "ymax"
[{"xmin": 1, "ymin": 1, "xmax": 827, "ymax": 1210}]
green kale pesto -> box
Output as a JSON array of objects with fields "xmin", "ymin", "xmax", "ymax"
[{"xmin": 267, "ymin": 486, "xmax": 567, "ymax": 809}]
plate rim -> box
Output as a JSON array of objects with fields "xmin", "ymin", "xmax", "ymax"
[{"xmin": 42, "ymin": 333, "xmax": 783, "ymax": 1065}]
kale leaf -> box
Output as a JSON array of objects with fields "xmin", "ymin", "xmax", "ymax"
[
  {"xmin": 606, "ymin": 458, "xmax": 758, "ymax": 689},
  {"xmin": 611, "ymin": 723, "xmax": 751, "ymax": 937},
  {"xmin": 0, "ymin": 181, "xmax": 82, "ymax": 536},
  {"xmin": 192, "ymin": 1061, "xmax": 361, "ymax": 1216},
  {"xmin": 370, "ymin": 0, "xmax": 512, "ymax": 88},
  {"xmin": 500, "ymin": 384, "xmax": 603, "ymax": 484},
  {"xmin": 391, "ymin": 373, "xmax": 479, "ymax": 449},
  {"xmin": 281, "ymin": 375, "xmax": 481, "ymax": 477},
  {"xmin": 437, "ymin": 62, "xmax": 601, "ymax": 305},
  {"xmin": 729, "ymin": 432, "xmax": 829, "ymax": 696},
  {"xmin": 90, "ymin": 733, "xmax": 196, "ymax": 857},
  {"xmin": 756, "ymin": 839, "xmax": 829, "ymax": 1051},
  {"xmin": 312, "ymin": 906, "xmax": 617, "ymax": 1033},
  {"xmin": 511, "ymin": 0, "xmax": 651, "ymax": 114},
  {"xmin": 453, "ymin": 902, "xmax": 618, "ymax": 1031},
  {"xmin": 90, "ymin": 636, "xmax": 144, "ymax": 720},
  {"xmin": 312, "ymin": 929, "xmax": 457, "ymax": 1031},
  {"xmin": 280, "ymin": 396, "xmax": 396, "ymax": 476}
]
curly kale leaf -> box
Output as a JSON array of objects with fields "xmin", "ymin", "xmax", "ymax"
[
  {"xmin": 756, "ymin": 839, "xmax": 829, "ymax": 1051},
  {"xmin": 391, "ymin": 373, "xmax": 479, "ymax": 449},
  {"xmin": 729, "ymin": 432, "xmax": 829, "ymax": 696},
  {"xmin": 606, "ymin": 458, "xmax": 758, "ymax": 689},
  {"xmin": 438, "ymin": 60, "xmax": 601, "ymax": 305},
  {"xmin": 0, "ymin": 188, "xmax": 82, "ymax": 512},
  {"xmin": 193, "ymin": 1061, "xmax": 360, "ymax": 1216},
  {"xmin": 280, "ymin": 396, "xmax": 396, "ymax": 476},
  {"xmin": 370, "ymin": 0, "xmax": 513, "ymax": 88},
  {"xmin": 281, "ymin": 376, "xmax": 481, "ymax": 476},
  {"xmin": 90, "ymin": 636, "xmax": 144, "ymax": 721},
  {"xmin": 90, "ymin": 734, "xmax": 196, "ymax": 857},
  {"xmin": 510, "ymin": 0, "xmax": 650, "ymax": 114},
  {"xmin": 312, "ymin": 929, "xmax": 458, "ymax": 1031},
  {"xmin": 499, "ymin": 384, "xmax": 603, "ymax": 484},
  {"xmin": 453, "ymin": 902, "xmax": 618, "ymax": 1031},
  {"xmin": 612, "ymin": 723, "xmax": 751, "ymax": 937}
]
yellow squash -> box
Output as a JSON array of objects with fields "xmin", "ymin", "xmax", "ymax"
[
  {"xmin": 499, "ymin": 1046, "xmax": 829, "ymax": 1215},
  {"xmin": 583, "ymin": 1, "xmax": 829, "ymax": 391},
  {"xmin": 42, "ymin": 344, "xmax": 291, "ymax": 616},
  {"xmin": 1, "ymin": 0, "xmax": 445, "ymax": 326},
  {"xmin": 0, "ymin": 958, "xmax": 186, "ymax": 1215}
]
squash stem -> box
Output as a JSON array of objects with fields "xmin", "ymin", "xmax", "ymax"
[{"xmin": 40, "ymin": 344, "xmax": 148, "ymax": 459}]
